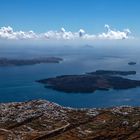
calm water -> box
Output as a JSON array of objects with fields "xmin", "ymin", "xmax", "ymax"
[{"xmin": 1, "ymin": 45, "xmax": 140, "ymax": 108}]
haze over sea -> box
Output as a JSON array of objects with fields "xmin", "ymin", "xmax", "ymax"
[{"xmin": 1, "ymin": 41, "xmax": 140, "ymax": 108}]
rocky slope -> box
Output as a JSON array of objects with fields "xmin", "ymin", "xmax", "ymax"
[{"xmin": 1, "ymin": 100, "xmax": 140, "ymax": 140}]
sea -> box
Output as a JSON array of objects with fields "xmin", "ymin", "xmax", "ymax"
[{"xmin": 1, "ymin": 44, "xmax": 140, "ymax": 108}]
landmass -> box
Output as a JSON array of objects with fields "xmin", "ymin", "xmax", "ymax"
[
  {"xmin": 0, "ymin": 57, "xmax": 63, "ymax": 66},
  {"xmin": 128, "ymin": 62, "xmax": 136, "ymax": 65},
  {"xmin": 1, "ymin": 99, "xmax": 140, "ymax": 140},
  {"xmin": 37, "ymin": 70, "xmax": 140, "ymax": 93},
  {"xmin": 87, "ymin": 70, "xmax": 136, "ymax": 76}
]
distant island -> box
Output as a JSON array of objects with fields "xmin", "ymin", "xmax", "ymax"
[
  {"xmin": 0, "ymin": 57, "xmax": 63, "ymax": 66},
  {"xmin": 37, "ymin": 70, "xmax": 140, "ymax": 93},
  {"xmin": 128, "ymin": 62, "xmax": 136, "ymax": 65}
]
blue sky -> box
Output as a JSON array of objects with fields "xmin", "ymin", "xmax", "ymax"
[{"xmin": 0, "ymin": 0, "xmax": 139, "ymax": 36}]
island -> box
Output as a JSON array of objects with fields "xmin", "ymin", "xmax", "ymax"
[
  {"xmin": 0, "ymin": 57, "xmax": 63, "ymax": 66},
  {"xmin": 37, "ymin": 70, "xmax": 140, "ymax": 93},
  {"xmin": 128, "ymin": 62, "xmax": 136, "ymax": 65},
  {"xmin": 1, "ymin": 99, "xmax": 140, "ymax": 140},
  {"xmin": 87, "ymin": 70, "xmax": 136, "ymax": 76}
]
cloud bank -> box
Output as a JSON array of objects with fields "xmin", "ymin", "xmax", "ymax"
[{"xmin": 0, "ymin": 25, "xmax": 132, "ymax": 41}]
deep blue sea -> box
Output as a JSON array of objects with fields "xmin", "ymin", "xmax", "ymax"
[{"xmin": 1, "ymin": 44, "xmax": 140, "ymax": 108}]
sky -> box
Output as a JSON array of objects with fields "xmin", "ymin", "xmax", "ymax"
[{"xmin": 0, "ymin": 0, "xmax": 139, "ymax": 42}]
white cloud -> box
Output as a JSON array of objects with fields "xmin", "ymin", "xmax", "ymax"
[
  {"xmin": 79, "ymin": 29, "xmax": 85, "ymax": 37},
  {"xmin": 0, "ymin": 26, "xmax": 38, "ymax": 40},
  {"xmin": 0, "ymin": 25, "xmax": 132, "ymax": 41},
  {"xmin": 104, "ymin": 24, "xmax": 110, "ymax": 31},
  {"xmin": 98, "ymin": 25, "xmax": 132, "ymax": 40}
]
